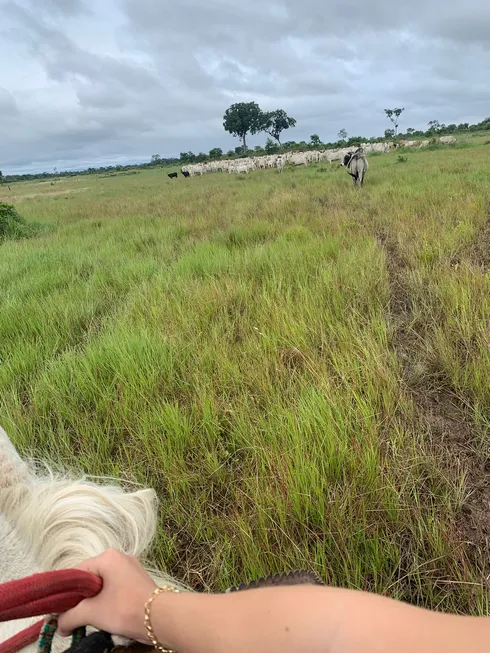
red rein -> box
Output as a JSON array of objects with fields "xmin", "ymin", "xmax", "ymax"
[{"xmin": 0, "ymin": 570, "xmax": 102, "ymax": 653}]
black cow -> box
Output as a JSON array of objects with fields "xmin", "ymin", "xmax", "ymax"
[
  {"xmin": 167, "ymin": 172, "xmax": 178, "ymax": 179},
  {"xmin": 181, "ymin": 170, "xmax": 190, "ymax": 178}
]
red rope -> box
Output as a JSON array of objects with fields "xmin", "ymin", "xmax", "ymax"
[
  {"xmin": 0, "ymin": 570, "xmax": 102, "ymax": 653},
  {"xmin": 0, "ymin": 623, "xmax": 42, "ymax": 653}
]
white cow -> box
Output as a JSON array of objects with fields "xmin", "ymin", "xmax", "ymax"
[
  {"xmin": 176, "ymin": 139, "xmax": 404, "ymax": 179},
  {"xmin": 440, "ymin": 136, "xmax": 457, "ymax": 145}
]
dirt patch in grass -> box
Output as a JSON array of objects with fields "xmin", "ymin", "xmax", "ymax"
[
  {"xmin": 419, "ymin": 392, "xmax": 490, "ymax": 560},
  {"xmin": 450, "ymin": 208, "xmax": 490, "ymax": 271},
  {"xmin": 467, "ymin": 214, "xmax": 490, "ymax": 270},
  {"xmin": 377, "ymin": 230, "xmax": 490, "ymax": 571},
  {"xmin": 0, "ymin": 187, "xmax": 89, "ymax": 202}
]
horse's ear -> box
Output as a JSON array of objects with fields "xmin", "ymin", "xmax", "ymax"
[{"xmin": 0, "ymin": 425, "xmax": 32, "ymax": 489}]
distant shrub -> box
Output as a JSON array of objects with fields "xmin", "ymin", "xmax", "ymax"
[
  {"xmin": 397, "ymin": 155, "xmax": 408, "ymax": 164},
  {"xmin": 0, "ymin": 202, "xmax": 41, "ymax": 242}
]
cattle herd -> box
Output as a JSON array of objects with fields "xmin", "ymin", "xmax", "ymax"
[{"xmin": 165, "ymin": 136, "xmax": 457, "ymax": 184}]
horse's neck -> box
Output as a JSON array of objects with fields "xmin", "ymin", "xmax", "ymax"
[
  {"xmin": 0, "ymin": 427, "xmax": 44, "ymax": 650},
  {"xmin": 0, "ymin": 425, "xmax": 38, "ymax": 595},
  {"xmin": 0, "ymin": 514, "xmax": 40, "ymax": 583},
  {"xmin": 0, "ymin": 425, "xmax": 178, "ymax": 653},
  {"xmin": 0, "ymin": 425, "xmax": 36, "ymax": 577},
  {"xmin": 0, "ymin": 514, "xmax": 129, "ymax": 653},
  {"xmin": 0, "ymin": 513, "xmax": 43, "ymax": 652}
]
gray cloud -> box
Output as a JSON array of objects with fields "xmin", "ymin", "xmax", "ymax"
[
  {"xmin": 1, "ymin": 0, "xmax": 489, "ymax": 174},
  {"xmin": 39, "ymin": 0, "xmax": 90, "ymax": 16},
  {"xmin": 0, "ymin": 88, "xmax": 19, "ymax": 116}
]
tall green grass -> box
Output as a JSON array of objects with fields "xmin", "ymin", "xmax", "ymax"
[{"xmin": 1, "ymin": 139, "xmax": 490, "ymax": 611}]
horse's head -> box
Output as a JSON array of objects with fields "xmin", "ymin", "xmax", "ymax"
[{"xmin": 0, "ymin": 425, "xmax": 180, "ymax": 653}]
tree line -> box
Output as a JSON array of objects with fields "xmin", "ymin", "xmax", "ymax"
[
  {"xmin": 2, "ymin": 108, "xmax": 490, "ymax": 184},
  {"xmin": 150, "ymin": 110, "xmax": 490, "ymax": 167}
]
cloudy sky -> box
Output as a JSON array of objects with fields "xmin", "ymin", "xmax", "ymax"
[{"xmin": 1, "ymin": 0, "xmax": 489, "ymax": 174}]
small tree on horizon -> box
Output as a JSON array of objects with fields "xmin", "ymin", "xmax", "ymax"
[
  {"xmin": 261, "ymin": 109, "xmax": 296, "ymax": 144},
  {"xmin": 180, "ymin": 152, "xmax": 197, "ymax": 164},
  {"xmin": 265, "ymin": 138, "xmax": 279, "ymax": 153},
  {"xmin": 338, "ymin": 128, "xmax": 348, "ymax": 142},
  {"xmin": 310, "ymin": 134, "xmax": 322, "ymax": 146},
  {"xmin": 384, "ymin": 108, "xmax": 404, "ymax": 137},
  {"xmin": 427, "ymin": 120, "xmax": 441, "ymax": 133},
  {"xmin": 209, "ymin": 148, "xmax": 223, "ymax": 159}
]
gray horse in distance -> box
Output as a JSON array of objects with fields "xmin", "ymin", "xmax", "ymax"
[{"xmin": 343, "ymin": 148, "xmax": 369, "ymax": 187}]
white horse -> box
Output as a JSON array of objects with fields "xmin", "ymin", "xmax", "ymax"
[{"xmin": 0, "ymin": 424, "xmax": 181, "ymax": 653}]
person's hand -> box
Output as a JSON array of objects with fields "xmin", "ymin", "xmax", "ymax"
[{"xmin": 58, "ymin": 549, "xmax": 157, "ymax": 642}]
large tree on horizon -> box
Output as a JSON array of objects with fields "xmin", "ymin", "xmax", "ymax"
[{"xmin": 223, "ymin": 102, "xmax": 263, "ymax": 150}]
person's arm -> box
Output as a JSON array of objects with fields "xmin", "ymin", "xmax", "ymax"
[
  {"xmin": 150, "ymin": 585, "xmax": 490, "ymax": 653},
  {"xmin": 58, "ymin": 549, "xmax": 490, "ymax": 653}
]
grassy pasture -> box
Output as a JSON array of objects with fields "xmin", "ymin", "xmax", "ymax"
[{"xmin": 1, "ymin": 138, "xmax": 490, "ymax": 612}]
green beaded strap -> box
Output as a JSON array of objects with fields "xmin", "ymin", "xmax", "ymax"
[{"xmin": 38, "ymin": 616, "xmax": 85, "ymax": 653}]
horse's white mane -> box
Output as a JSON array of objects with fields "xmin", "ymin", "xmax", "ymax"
[
  {"xmin": 2, "ymin": 474, "xmax": 158, "ymax": 571},
  {"xmin": 0, "ymin": 425, "xmax": 182, "ymax": 653}
]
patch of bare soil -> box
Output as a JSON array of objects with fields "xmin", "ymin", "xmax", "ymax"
[
  {"xmin": 0, "ymin": 187, "xmax": 89, "ymax": 202},
  {"xmin": 449, "ymin": 212, "xmax": 490, "ymax": 271},
  {"xmin": 468, "ymin": 215, "xmax": 490, "ymax": 271},
  {"xmin": 377, "ymin": 230, "xmax": 490, "ymax": 570}
]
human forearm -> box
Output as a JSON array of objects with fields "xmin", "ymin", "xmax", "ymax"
[
  {"xmin": 151, "ymin": 586, "xmax": 490, "ymax": 653},
  {"xmin": 57, "ymin": 551, "xmax": 490, "ymax": 653},
  {"xmin": 331, "ymin": 589, "xmax": 490, "ymax": 653},
  {"xmin": 150, "ymin": 586, "xmax": 344, "ymax": 653}
]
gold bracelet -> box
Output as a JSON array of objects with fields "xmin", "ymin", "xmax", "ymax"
[{"xmin": 144, "ymin": 586, "xmax": 180, "ymax": 653}]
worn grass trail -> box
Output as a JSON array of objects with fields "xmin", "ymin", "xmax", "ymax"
[{"xmin": 1, "ymin": 140, "xmax": 490, "ymax": 612}]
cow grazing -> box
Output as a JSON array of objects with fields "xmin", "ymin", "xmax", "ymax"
[
  {"xmin": 181, "ymin": 170, "xmax": 190, "ymax": 178},
  {"xmin": 343, "ymin": 148, "xmax": 369, "ymax": 187},
  {"xmin": 440, "ymin": 136, "xmax": 457, "ymax": 145},
  {"xmin": 168, "ymin": 172, "xmax": 178, "ymax": 179}
]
